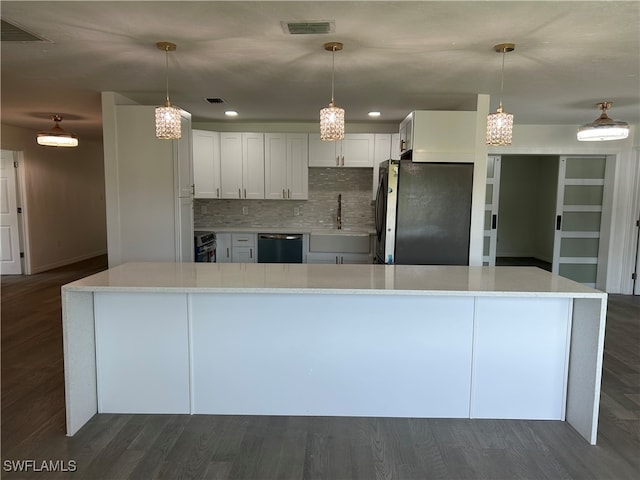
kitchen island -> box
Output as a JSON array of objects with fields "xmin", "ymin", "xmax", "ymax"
[{"xmin": 62, "ymin": 263, "xmax": 607, "ymax": 444}]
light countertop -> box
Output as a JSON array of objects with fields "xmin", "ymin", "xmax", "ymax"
[
  {"xmin": 63, "ymin": 262, "xmax": 605, "ymax": 298},
  {"xmin": 196, "ymin": 227, "xmax": 376, "ymax": 235}
]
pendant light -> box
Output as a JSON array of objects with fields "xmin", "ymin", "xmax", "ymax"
[
  {"xmin": 577, "ymin": 101, "xmax": 629, "ymax": 141},
  {"xmin": 36, "ymin": 115, "xmax": 78, "ymax": 147},
  {"xmin": 319, "ymin": 42, "xmax": 345, "ymax": 141},
  {"xmin": 155, "ymin": 41, "xmax": 181, "ymax": 140},
  {"xmin": 486, "ymin": 43, "xmax": 515, "ymax": 146}
]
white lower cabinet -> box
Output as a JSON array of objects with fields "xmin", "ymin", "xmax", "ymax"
[
  {"xmin": 306, "ymin": 252, "xmax": 372, "ymax": 264},
  {"xmin": 94, "ymin": 292, "xmax": 190, "ymax": 413},
  {"xmin": 90, "ymin": 291, "xmax": 576, "ymax": 423},
  {"xmin": 215, "ymin": 233, "xmax": 232, "ymax": 263},
  {"xmin": 231, "ymin": 233, "xmax": 256, "ymax": 263},
  {"xmin": 471, "ymin": 297, "xmax": 571, "ymax": 420}
]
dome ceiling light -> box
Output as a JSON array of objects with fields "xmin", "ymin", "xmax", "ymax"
[
  {"xmin": 36, "ymin": 115, "xmax": 78, "ymax": 147},
  {"xmin": 577, "ymin": 101, "xmax": 629, "ymax": 141}
]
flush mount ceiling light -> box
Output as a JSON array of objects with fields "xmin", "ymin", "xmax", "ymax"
[
  {"xmin": 155, "ymin": 41, "xmax": 181, "ymax": 140},
  {"xmin": 36, "ymin": 115, "xmax": 78, "ymax": 147},
  {"xmin": 486, "ymin": 43, "xmax": 515, "ymax": 146},
  {"xmin": 320, "ymin": 41, "xmax": 345, "ymax": 141},
  {"xmin": 577, "ymin": 101, "xmax": 630, "ymax": 141}
]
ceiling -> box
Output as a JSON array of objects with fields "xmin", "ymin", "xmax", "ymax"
[{"xmin": 1, "ymin": 1, "xmax": 639, "ymax": 142}]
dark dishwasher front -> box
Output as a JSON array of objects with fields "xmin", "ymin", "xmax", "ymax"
[{"xmin": 257, "ymin": 233, "xmax": 303, "ymax": 263}]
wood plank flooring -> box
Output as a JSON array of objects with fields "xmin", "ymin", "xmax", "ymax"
[{"xmin": 2, "ymin": 257, "xmax": 639, "ymax": 479}]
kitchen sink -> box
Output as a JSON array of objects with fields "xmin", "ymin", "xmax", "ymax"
[{"xmin": 309, "ymin": 230, "xmax": 371, "ymax": 253}]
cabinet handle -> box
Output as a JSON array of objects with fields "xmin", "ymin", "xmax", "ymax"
[
  {"xmin": 237, "ymin": 239, "xmax": 248, "ymax": 242},
  {"xmin": 341, "ymin": 156, "xmax": 345, "ymax": 166},
  {"xmin": 336, "ymin": 156, "xmax": 340, "ymax": 166},
  {"xmin": 336, "ymin": 256, "xmax": 339, "ymax": 264},
  {"xmin": 244, "ymin": 188, "xmax": 247, "ymax": 198},
  {"xmin": 400, "ymin": 139, "xmax": 406, "ymax": 151},
  {"xmin": 191, "ymin": 184, "xmax": 195, "ymax": 195},
  {"xmin": 283, "ymin": 188, "xmax": 286, "ymax": 199},
  {"xmin": 238, "ymin": 188, "xmax": 241, "ymax": 198},
  {"xmin": 288, "ymin": 189, "xmax": 291, "ymax": 199},
  {"xmin": 226, "ymin": 247, "xmax": 230, "ymax": 258},
  {"xmin": 491, "ymin": 214, "xmax": 497, "ymax": 230},
  {"xmin": 556, "ymin": 215, "xmax": 562, "ymax": 231},
  {"xmin": 216, "ymin": 187, "xmax": 220, "ymax": 198},
  {"xmin": 250, "ymin": 248, "xmax": 253, "ymax": 259}
]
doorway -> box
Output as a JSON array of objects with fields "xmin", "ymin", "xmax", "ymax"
[
  {"xmin": 0, "ymin": 150, "xmax": 24, "ymax": 275},
  {"xmin": 496, "ymin": 155, "xmax": 559, "ymax": 272},
  {"xmin": 486, "ymin": 154, "xmax": 610, "ymax": 288}
]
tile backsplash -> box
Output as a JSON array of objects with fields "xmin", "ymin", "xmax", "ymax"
[{"xmin": 194, "ymin": 168, "xmax": 374, "ymax": 230}]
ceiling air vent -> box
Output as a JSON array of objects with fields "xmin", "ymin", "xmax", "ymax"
[
  {"xmin": 204, "ymin": 98, "xmax": 225, "ymax": 104},
  {"xmin": 1, "ymin": 19, "xmax": 49, "ymax": 42},
  {"xmin": 282, "ymin": 21, "xmax": 334, "ymax": 35}
]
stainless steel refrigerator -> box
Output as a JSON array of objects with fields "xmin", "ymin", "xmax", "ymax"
[{"xmin": 375, "ymin": 160, "xmax": 474, "ymax": 265}]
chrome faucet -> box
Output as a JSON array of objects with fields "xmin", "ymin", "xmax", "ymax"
[{"xmin": 337, "ymin": 194, "xmax": 342, "ymax": 230}]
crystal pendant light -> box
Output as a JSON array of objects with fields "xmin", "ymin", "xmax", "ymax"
[
  {"xmin": 320, "ymin": 42, "xmax": 345, "ymax": 141},
  {"xmin": 155, "ymin": 41, "xmax": 181, "ymax": 140},
  {"xmin": 577, "ymin": 101, "xmax": 629, "ymax": 141},
  {"xmin": 36, "ymin": 115, "xmax": 78, "ymax": 147},
  {"xmin": 487, "ymin": 43, "xmax": 515, "ymax": 146}
]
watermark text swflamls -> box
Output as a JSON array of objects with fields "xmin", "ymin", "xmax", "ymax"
[{"xmin": 3, "ymin": 459, "xmax": 77, "ymax": 473}]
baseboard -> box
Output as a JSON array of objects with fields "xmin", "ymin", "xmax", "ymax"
[{"xmin": 29, "ymin": 250, "xmax": 108, "ymax": 275}]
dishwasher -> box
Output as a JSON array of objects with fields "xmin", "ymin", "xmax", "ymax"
[{"xmin": 257, "ymin": 233, "xmax": 303, "ymax": 263}]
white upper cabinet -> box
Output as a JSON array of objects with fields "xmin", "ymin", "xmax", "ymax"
[
  {"xmin": 264, "ymin": 133, "xmax": 308, "ymax": 200},
  {"xmin": 400, "ymin": 110, "xmax": 477, "ymax": 162},
  {"xmin": 192, "ymin": 130, "xmax": 221, "ymax": 199},
  {"xmin": 220, "ymin": 132, "xmax": 265, "ymax": 199},
  {"xmin": 308, "ymin": 133, "xmax": 374, "ymax": 167}
]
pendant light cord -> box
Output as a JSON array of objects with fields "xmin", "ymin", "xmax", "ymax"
[
  {"xmin": 330, "ymin": 46, "xmax": 336, "ymax": 104},
  {"xmin": 498, "ymin": 47, "xmax": 506, "ymax": 110},
  {"xmin": 165, "ymin": 46, "xmax": 171, "ymax": 105}
]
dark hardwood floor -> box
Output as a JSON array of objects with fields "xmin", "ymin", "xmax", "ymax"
[{"xmin": 2, "ymin": 257, "xmax": 639, "ymax": 479}]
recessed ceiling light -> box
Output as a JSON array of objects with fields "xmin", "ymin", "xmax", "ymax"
[
  {"xmin": 225, "ymin": 111, "xmax": 238, "ymax": 117},
  {"xmin": 368, "ymin": 111, "xmax": 381, "ymax": 117}
]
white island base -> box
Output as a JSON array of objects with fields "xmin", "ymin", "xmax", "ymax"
[{"xmin": 62, "ymin": 263, "xmax": 607, "ymax": 445}]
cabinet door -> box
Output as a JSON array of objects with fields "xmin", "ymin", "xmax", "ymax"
[
  {"xmin": 242, "ymin": 133, "xmax": 265, "ymax": 199},
  {"xmin": 192, "ymin": 130, "xmax": 221, "ymax": 199},
  {"xmin": 232, "ymin": 246, "xmax": 256, "ymax": 263},
  {"xmin": 220, "ymin": 132, "xmax": 243, "ymax": 198},
  {"xmin": 341, "ymin": 134, "xmax": 374, "ymax": 167},
  {"xmin": 264, "ymin": 133, "xmax": 288, "ymax": 200},
  {"xmin": 174, "ymin": 115, "xmax": 194, "ymax": 198},
  {"xmin": 94, "ymin": 292, "xmax": 190, "ymax": 413},
  {"xmin": 308, "ymin": 133, "xmax": 339, "ymax": 167},
  {"xmin": 215, "ymin": 233, "xmax": 232, "ymax": 263},
  {"xmin": 287, "ymin": 133, "xmax": 309, "ymax": 200}
]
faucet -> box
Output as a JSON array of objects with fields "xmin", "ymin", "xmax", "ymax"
[{"xmin": 337, "ymin": 194, "xmax": 342, "ymax": 230}]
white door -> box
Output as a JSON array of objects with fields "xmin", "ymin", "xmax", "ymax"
[
  {"xmin": 0, "ymin": 151, "xmax": 22, "ymax": 274},
  {"xmin": 553, "ymin": 156, "xmax": 606, "ymax": 287},
  {"xmin": 483, "ymin": 156, "xmax": 501, "ymax": 266}
]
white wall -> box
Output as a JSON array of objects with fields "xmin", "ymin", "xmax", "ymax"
[
  {"xmin": 0, "ymin": 123, "xmax": 107, "ymax": 273},
  {"xmin": 490, "ymin": 123, "xmax": 638, "ymax": 294}
]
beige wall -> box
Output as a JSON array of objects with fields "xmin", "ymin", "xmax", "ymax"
[{"xmin": 0, "ymin": 123, "xmax": 107, "ymax": 273}]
